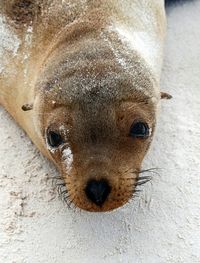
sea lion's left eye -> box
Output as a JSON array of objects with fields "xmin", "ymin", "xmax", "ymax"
[
  {"xmin": 47, "ymin": 131, "xmax": 63, "ymax": 147},
  {"xmin": 129, "ymin": 121, "xmax": 149, "ymax": 139}
]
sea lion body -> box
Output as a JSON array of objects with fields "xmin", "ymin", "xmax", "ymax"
[{"xmin": 0, "ymin": 0, "xmax": 166, "ymax": 212}]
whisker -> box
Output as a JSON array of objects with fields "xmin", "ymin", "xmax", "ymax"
[
  {"xmin": 139, "ymin": 168, "xmax": 161, "ymax": 176},
  {"xmin": 140, "ymin": 167, "xmax": 160, "ymax": 172},
  {"xmin": 63, "ymin": 194, "xmax": 71, "ymax": 201},
  {"xmin": 60, "ymin": 189, "xmax": 67, "ymax": 195},
  {"xmin": 136, "ymin": 180, "xmax": 151, "ymax": 186},
  {"xmin": 131, "ymin": 167, "xmax": 161, "ymax": 175},
  {"xmin": 51, "ymin": 178, "xmax": 70, "ymax": 202},
  {"xmin": 45, "ymin": 172, "xmax": 79, "ymax": 211},
  {"xmin": 68, "ymin": 199, "xmax": 74, "ymax": 209},
  {"xmin": 65, "ymin": 194, "xmax": 76, "ymax": 209},
  {"xmin": 134, "ymin": 189, "xmax": 142, "ymax": 193},
  {"xmin": 137, "ymin": 175, "xmax": 152, "ymax": 181},
  {"xmin": 61, "ymin": 191, "xmax": 71, "ymax": 206},
  {"xmin": 123, "ymin": 168, "xmax": 134, "ymax": 174},
  {"xmin": 57, "ymin": 186, "xmax": 65, "ymax": 194},
  {"xmin": 56, "ymin": 183, "xmax": 66, "ymax": 187},
  {"xmin": 50, "ymin": 176, "xmax": 71, "ymax": 186}
]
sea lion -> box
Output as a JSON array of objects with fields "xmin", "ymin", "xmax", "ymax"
[{"xmin": 0, "ymin": 0, "xmax": 169, "ymax": 212}]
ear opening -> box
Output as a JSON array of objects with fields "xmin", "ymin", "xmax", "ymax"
[
  {"xmin": 22, "ymin": 103, "xmax": 33, "ymax": 111},
  {"xmin": 161, "ymin": 92, "xmax": 173, "ymax": 100}
]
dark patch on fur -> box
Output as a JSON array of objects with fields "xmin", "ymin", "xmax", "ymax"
[{"xmin": 5, "ymin": 0, "xmax": 40, "ymax": 26}]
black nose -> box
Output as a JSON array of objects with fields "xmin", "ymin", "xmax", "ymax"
[{"xmin": 85, "ymin": 179, "xmax": 111, "ymax": 207}]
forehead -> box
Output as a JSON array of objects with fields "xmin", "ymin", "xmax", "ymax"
[
  {"xmin": 40, "ymin": 66, "xmax": 157, "ymax": 112},
  {"xmin": 37, "ymin": 37, "xmax": 159, "ymax": 108}
]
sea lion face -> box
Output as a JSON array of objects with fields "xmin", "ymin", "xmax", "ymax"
[
  {"xmin": 34, "ymin": 40, "xmax": 159, "ymax": 212},
  {"xmin": 43, "ymin": 103, "xmax": 155, "ymax": 212}
]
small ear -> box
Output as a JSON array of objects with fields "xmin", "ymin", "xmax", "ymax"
[
  {"xmin": 22, "ymin": 103, "xmax": 33, "ymax": 111},
  {"xmin": 161, "ymin": 92, "xmax": 172, "ymax": 100}
]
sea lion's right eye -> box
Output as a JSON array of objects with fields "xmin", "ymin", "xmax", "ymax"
[
  {"xmin": 129, "ymin": 121, "xmax": 149, "ymax": 139},
  {"xmin": 47, "ymin": 131, "xmax": 63, "ymax": 148}
]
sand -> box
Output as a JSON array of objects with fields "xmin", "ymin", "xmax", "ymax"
[{"xmin": 0, "ymin": 1, "xmax": 200, "ymax": 262}]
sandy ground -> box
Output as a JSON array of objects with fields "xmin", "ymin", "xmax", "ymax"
[{"xmin": 0, "ymin": 1, "xmax": 200, "ymax": 263}]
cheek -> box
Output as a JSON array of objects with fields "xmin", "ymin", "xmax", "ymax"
[{"xmin": 118, "ymin": 137, "xmax": 152, "ymax": 162}]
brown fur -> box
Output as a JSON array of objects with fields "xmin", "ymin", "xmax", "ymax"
[{"xmin": 0, "ymin": 0, "xmax": 166, "ymax": 212}]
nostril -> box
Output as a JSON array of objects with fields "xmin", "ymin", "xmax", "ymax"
[{"xmin": 85, "ymin": 179, "xmax": 111, "ymax": 207}]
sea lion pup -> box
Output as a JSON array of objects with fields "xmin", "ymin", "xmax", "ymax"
[{"xmin": 0, "ymin": 0, "xmax": 168, "ymax": 212}]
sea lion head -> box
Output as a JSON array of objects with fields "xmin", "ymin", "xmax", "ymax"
[{"xmin": 33, "ymin": 30, "xmax": 160, "ymax": 212}]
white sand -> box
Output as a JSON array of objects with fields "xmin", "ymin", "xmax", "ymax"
[{"xmin": 0, "ymin": 1, "xmax": 200, "ymax": 262}]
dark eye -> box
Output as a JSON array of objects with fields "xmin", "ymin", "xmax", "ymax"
[
  {"xmin": 47, "ymin": 131, "xmax": 63, "ymax": 147},
  {"xmin": 129, "ymin": 122, "xmax": 150, "ymax": 139}
]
